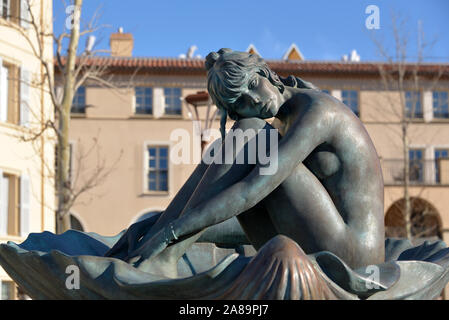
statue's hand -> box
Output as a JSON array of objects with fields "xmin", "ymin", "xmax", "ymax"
[
  {"xmin": 126, "ymin": 224, "xmax": 176, "ymax": 267},
  {"xmin": 104, "ymin": 218, "xmax": 155, "ymax": 259}
]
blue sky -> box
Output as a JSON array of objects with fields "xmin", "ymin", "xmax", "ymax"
[{"xmin": 53, "ymin": 0, "xmax": 449, "ymax": 62}]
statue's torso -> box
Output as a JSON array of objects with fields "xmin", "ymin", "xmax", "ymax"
[{"xmin": 265, "ymin": 89, "xmax": 385, "ymax": 267}]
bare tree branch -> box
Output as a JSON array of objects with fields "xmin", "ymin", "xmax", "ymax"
[
  {"xmin": 7, "ymin": 0, "xmax": 124, "ymax": 233},
  {"xmin": 372, "ymin": 12, "xmax": 445, "ymax": 241}
]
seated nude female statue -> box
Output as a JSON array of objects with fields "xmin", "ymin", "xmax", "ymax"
[{"xmin": 105, "ymin": 48, "xmax": 385, "ymax": 277}]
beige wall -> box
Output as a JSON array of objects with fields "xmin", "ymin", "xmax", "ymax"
[
  {"xmin": 69, "ymin": 81, "xmax": 223, "ymax": 235},
  {"xmin": 0, "ymin": 0, "xmax": 55, "ymax": 290}
]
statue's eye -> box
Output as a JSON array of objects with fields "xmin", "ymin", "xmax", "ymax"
[{"xmin": 248, "ymin": 77, "xmax": 258, "ymax": 90}]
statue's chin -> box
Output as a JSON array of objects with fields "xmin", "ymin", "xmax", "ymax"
[{"xmin": 261, "ymin": 109, "xmax": 277, "ymax": 119}]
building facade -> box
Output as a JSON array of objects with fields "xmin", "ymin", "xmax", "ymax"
[{"xmin": 0, "ymin": 0, "xmax": 55, "ymax": 299}]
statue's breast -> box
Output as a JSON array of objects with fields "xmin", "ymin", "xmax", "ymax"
[{"xmin": 304, "ymin": 147, "xmax": 341, "ymax": 180}]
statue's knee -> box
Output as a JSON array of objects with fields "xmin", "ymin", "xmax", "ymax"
[
  {"xmin": 223, "ymin": 118, "xmax": 279, "ymax": 161},
  {"xmin": 229, "ymin": 118, "xmax": 279, "ymax": 145},
  {"xmin": 232, "ymin": 117, "xmax": 273, "ymax": 131}
]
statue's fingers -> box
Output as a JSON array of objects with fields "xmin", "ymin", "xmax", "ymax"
[
  {"xmin": 129, "ymin": 255, "xmax": 142, "ymax": 266},
  {"xmin": 106, "ymin": 225, "xmax": 142, "ymax": 258},
  {"xmin": 104, "ymin": 236, "xmax": 127, "ymax": 257},
  {"xmin": 133, "ymin": 257, "xmax": 145, "ymax": 268},
  {"xmin": 127, "ymin": 231, "xmax": 136, "ymax": 254},
  {"xmin": 130, "ymin": 218, "xmax": 155, "ymax": 240},
  {"xmin": 127, "ymin": 245, "xmax": 144, "ymax": 261},
  {"xmin": 127, "ymin": 228, "xmax": 146, "ymax": 254}
]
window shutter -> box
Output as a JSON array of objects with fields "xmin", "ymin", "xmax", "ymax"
[
  {"xmin": 0, "ymin": 58, "xmax": 8, "ymax": 122},
  {"xmin": 131, "ymin": 89, "xmax": 136, "ymax": 113},
  {"xmin": 20, "ymin": 175, "xmax": 30, "ymax": 237},
  {"xmin": 20, "ymin": 67, "xmax": 30, "ymax": 127},
  {"xmin": 20, "ymin": 0, "xmax": 30, "ymax": 29},
  {"xmin": 1, "ymin": 0, "xmax": 10, "ymax": 19},
  {"xmin": 0, "ymin": 170, "xmax": 8, "ymax": 236},
  {"xmin": 153, "ymin": 87, "xmax": 165, "ymax": 118}
]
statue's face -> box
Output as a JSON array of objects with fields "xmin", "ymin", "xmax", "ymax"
[{"xmin": 230, "ymin": 73, "xmax": 282, "ymax": 119}]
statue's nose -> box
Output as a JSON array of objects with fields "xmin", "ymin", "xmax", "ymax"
[
  {"xmin": 243, "ymin": 93, "xmax": 260, "ymax": 106},
  {"xmin": 248, "ymin": 93, "xmax": 260, "ymax": 105}
]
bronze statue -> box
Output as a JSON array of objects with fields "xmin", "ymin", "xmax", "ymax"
[
  {"xmin": 105, "ymin": 48, "xmax": 385, "ymax": 276},
  {"xmin": 1, "ymin": 49, "xmax": 449, "ymax": 300}
]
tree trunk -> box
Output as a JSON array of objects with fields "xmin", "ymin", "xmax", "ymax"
[
  {"xmin": 56, "ymin": 0, "xmax": 83, "ymax": 233},
  {"xmin": 403, "ymin": 124, "xmax": 412, "ymax": 240}
]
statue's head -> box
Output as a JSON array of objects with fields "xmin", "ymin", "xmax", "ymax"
[{"xmin": 206, "ymin": 48, "xmax": 285, "ymax": 139}]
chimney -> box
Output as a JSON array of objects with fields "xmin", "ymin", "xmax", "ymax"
[
  {"xmin": 110, "ymin": 27, "xmax": 134, "ymax": 57},
  {"xmin": 341, "ymin": 50, "xmax": 360, "ymax": 62}
]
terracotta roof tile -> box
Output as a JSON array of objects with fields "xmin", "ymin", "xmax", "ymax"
[{"xmin": 56, "ymin": 56, "xmax": 449, "ymax": 77}]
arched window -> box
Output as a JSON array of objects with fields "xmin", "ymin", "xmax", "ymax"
[
  {"xmin": 385, "ymin": 197, "xmax": 442, "ymax": 242},
  {"xmin": 70, "ymin": 214, "xmax": 84, "ymax": 232}
]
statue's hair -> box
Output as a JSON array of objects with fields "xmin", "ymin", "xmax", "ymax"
[
  {"xmin": 206, "ymin": 48, "xmax": 318, "ymax": 140},
  {"xmin": 206, "ymin": 48, "xmax": 284, "ymax": 140}
]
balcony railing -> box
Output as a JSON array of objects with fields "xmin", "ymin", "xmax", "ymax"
[{"xmin": 381, "ymin": 158, "xmax": 449, "ymax": 185}]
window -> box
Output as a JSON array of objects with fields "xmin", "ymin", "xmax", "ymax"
[
  {"xmin": 71, "ymin": 86, "xmax": 86, "ymax": 114},
  {"xmin": 0, "ymin": 62, "xmax": 9, "ymax": 122},
  {"xmin": 1, "ymin": 0, "xmax": 9, "ymax": 20},
  {"xmin": 164, "ymin": 87, "xmax": 182, "ymax": 115},
  {"xmin": 0, "ymin": 171, "xmax": 30, "ymax": 237},
  {"xmin": 341, "ymin": 90, "xmax": 359, "ymax": 116},
  {"xmin": 385, "ymin": 197, "xmax": 442, "ymax": 240},
  {"xmin": 70, "ymin": 214, "xmax": 84, "ymax": 231},
  {"xmin": 0, "ymin": 281, "xmax": 15, "ymax": 300},
  {"xmin": 0, "ymin": 173, "xmax": 9, "ymax": 235},
  {"xmin": 147, "ymin": 146, "xmax": 168, "ymax": 192},
  {"xmin": 435, "ymin": 149, "xmax": 449, "ymax": 183},
  {"xmin": 1, "ymin": 173, "xmax": 17, "ymax": 236},
  {"xmin": 409, "ymin": 149, "xmax": 424, "ymax": 183},
  {"xmin": 0, "ymin": 62, "xmax": 21, "ymax": 124},
  {"xmin": 135, "ymin": 87, "xmax": 152, "ymax": 114},
  {"xmin": 405, "ymin": 91, "xmax": 423, "ymax": 118},
  {"xmin": 433, "ymin": 91, "xmax": 449, "ymax": 119},
  {"xmin": 1, "ymin": 0, "xmax": 29, "ymax": 27},
  {"xmin": 322, "ymin": 89, "xmax": 330, "ymax": 95}
]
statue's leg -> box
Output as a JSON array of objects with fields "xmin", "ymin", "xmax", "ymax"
[
  {"xmin": 262, "ymin": 162, "xmax": 376, "ymax": 269},
  {"xmin": 137, "ymin": 117, "xmax": 279, "ymax": 276},
  {"xmin": 236, "ymin": 201, "xmax": 279, "ymax": 250},
  {"xmin": 144, "ymin": 160, "xmax": 209, "ymax": 236},
  {"xmin": 104, "ymin": 157, "xmax": 211, "ymax": 260}
]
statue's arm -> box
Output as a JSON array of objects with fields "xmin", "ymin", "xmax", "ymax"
[
  {"xmin": 144, "ymin": 160, "xmax": 209, "ymax": 232},
  {"xmin": 105, "ymin": 159, "xmax": 209, "ymax": 257},
  {"xmin": 173, "ymin": 103, "xmax": 335, "ymax": 238}
]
